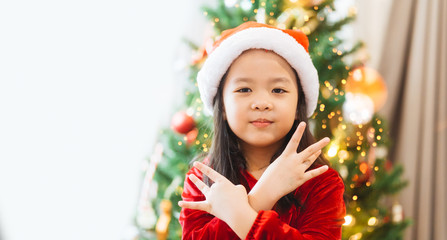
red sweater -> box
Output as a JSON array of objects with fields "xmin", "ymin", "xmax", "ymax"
[{"xmin": 179, "ymin": 166, "xmax": 346, "ymax": 240}]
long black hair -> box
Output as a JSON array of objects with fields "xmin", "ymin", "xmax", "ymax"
[{"xmin": 200, "ymin": 69, "xmax": 330, "ymax": 212}]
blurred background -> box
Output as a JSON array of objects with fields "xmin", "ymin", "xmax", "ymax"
[{"xmin": 0, "ymin": 0, "xmax": 445, "ymax": 240}]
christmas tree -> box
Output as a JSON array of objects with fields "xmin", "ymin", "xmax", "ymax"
[{"xmin": 130, "ymin": 0, "xmax": 410, "ymax": 239}]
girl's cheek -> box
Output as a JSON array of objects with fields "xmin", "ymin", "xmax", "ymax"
[
  {"xmin": 235, "ymin": 113, "xmax": 246, "ymax": 123},
  {"xmin": 225, "ymin": 98, "xmax": 241, "ymax": 112}
]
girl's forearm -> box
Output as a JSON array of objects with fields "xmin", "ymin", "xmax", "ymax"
[
  {"xmin": 247, "ymin": 182, "xmax": 281, "ymax": 212},
  {"xmin": 224, "ymin": 204, "xmax": 258, "ymax": 239}
]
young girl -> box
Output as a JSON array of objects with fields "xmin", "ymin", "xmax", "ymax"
[{"xmin": 178, "ymin": 22, "xmax": 346, "ymax": 239}]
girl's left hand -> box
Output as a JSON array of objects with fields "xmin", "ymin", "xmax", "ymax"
[
  {"xmin": 179, "ymin": 161, "xmax": 257, "ymax": 239},
  {"xmin": 248, "ymin": 122, "xmax": 330, "ymax": 211}
]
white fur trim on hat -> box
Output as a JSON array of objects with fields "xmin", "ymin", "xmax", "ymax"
[{"xmin": 197, "ymin": 26, "xmax": 319, "ymax": 118}]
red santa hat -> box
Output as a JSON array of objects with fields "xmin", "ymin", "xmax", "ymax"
[{"xmin": 197, "ymin": 21, "xmax": 319, "ymax": 118}]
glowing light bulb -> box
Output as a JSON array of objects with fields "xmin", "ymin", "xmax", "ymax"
[
  {"xmin": 349, "ymin": 233, "xmax": 363, "ymax": 240},
  {"xmin": 368, "ymin": 217, "xmax": 378, "ymax": 226},
  {"xmin": 328, "ymin": 145, "xmax": 338, "ymax": 158},
  {"xmin": 343, "ymin": 215, "xmax": 354, "ymax": 226}
]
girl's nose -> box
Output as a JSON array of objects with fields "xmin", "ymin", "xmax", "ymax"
[{"xmin": 251, "ymin": 100, "xmax": 273, "ymax": 111}]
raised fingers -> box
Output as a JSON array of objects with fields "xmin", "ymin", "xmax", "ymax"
[
  {"xmin": 284, "ymin": 122, "xmax": 306, "ymax": 155},
  {"xmin": 302, "ymin": 149, "xmax": 322, "ymax": 168},
  {"xmin": 189, "ymin": 173, "xmax": 209, "ymax": 195},
  {"xmin": 299, "ymin": 137, "xmax": 330, "ymax": 160},
  {"xmin": 178, "ymin": 200, "xmax": 210, "ymax": 212},
  {"xmin": 193, "ymin": 161, "xmax": 226, "ymax": 183},
  {"xmin": 302, "ymin": 165, "xmax": 329, "ymax": 182}
]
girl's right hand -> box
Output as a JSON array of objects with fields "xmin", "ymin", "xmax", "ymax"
[
  {"xmin": 248, "ymin": 122, "xmax": 330, "ymax": 211},
  {"xmin": 178, "ymin": 161, "xmax": 258, "ymax": 239}
]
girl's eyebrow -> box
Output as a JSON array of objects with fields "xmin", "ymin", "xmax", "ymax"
[
  {"xmin": 233, "ymin": 78, "xmax": 253, "ymax": 84},
  {"xmin": 233, "ymin": 77, "xmax": 292, "ymax": 84},
  {"xmin": 270, "ymin": 77, "xmax": 293, "ymax": 84}
]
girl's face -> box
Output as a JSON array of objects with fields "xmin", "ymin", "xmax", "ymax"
[{"xmin": 222, "ymin": 49, "xmax": 299, "ymax": 149}]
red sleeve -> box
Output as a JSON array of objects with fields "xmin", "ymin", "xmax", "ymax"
[
  {"xmin": 245, "ymin": 168, "xmax": 346, "ymax": 240},
  {"xmin": 179, "ymin": 166, "xmax": 239, "ymax": 240}
]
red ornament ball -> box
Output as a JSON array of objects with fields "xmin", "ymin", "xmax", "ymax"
[
  {"xmin": 385, "ymin": 160, "xmax": 393, "ymax": 171},
  {"xmin": 171, "ymin": 111, "xmax": 195, "ymax": 134},
  {"xmin": 186, "ymin": 128, "xmax": 199, "ymax": 145}
]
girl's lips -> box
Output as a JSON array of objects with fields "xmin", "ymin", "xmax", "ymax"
[{"xmin": 251, "ymin": 121, "xmax": 272, "ymax": 127}]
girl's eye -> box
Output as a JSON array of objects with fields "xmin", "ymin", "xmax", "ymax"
[
  {"xmin": 272, "ymin": 88, "xmax": 286, "ymax": 94},
  {"xmin": 236, "ymin": 88, "xmax": 252, "ymax": 93}
]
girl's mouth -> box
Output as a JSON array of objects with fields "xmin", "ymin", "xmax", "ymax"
[
  {"xmin": 251, "ymin": 119, "xmax": 273, "ymax": 127},
  {"xmin": 251, "ymin": 122, "xmax": 272, "ymax": 127}
]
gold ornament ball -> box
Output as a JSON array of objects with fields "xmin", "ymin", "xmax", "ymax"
[
  {"xmin": 282, "ymin": 0, "xmax": 301, "ymax": 10},
  {"xmin": 345, "ymin": 67, "xmax": 388, "ymax": 112},
  {"xmin": 300, "ymin": 0, "xmax": 324, "ymax": 7},
  {"xmin": 282, "ymin": 0, "xmax": 323, "ymax": 10}
]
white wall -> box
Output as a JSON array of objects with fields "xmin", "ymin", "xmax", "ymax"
[{"xmin": 0, "ymin": 1, "xmax": 210, "ymax": 240}]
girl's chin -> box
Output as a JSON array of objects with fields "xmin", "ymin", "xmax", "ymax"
[{"xmin": 239, "ymin": 138, "xmax": 284, "ymax": 149}]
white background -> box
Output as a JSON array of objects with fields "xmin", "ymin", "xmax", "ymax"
[
  {"xmin": 0, "ymin": 1, "xmax": 210, "ymax": 239},
  {"xmin": 0, "ymin": 0, "xmax": 391, "ymax": 240}
]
